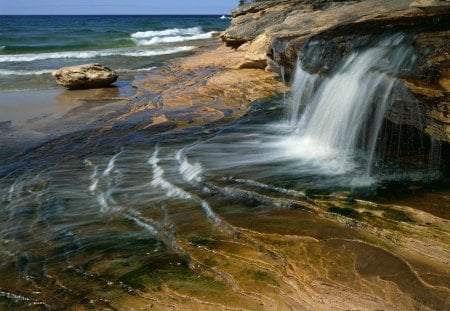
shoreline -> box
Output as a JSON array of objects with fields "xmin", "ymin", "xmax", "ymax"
[
  {"xmin": 122, "ymin": 39, "xmax": 287, "ymax": 130},
  {"xmin": 0, "ymin": 37, "xmax": 287, "ymax": 159}
]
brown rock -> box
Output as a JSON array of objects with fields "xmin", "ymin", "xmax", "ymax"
[
  {"xmin": 238, "ymin": 34, "xmax": 270, "ymax": 69},
  {"xmin": 411, "ymin": 0, "xmax": 450, "ymax": 11},
  {"xmin": 121, "ymin": 43, "xmax": 288, "ymax": 131},
  {"xmin": 223, "ymin": 0, "xmax": 450, "ymax": 143},
  {"xmin": 52, "ymin": 63, "xmax": 118, "ymax": 90}
]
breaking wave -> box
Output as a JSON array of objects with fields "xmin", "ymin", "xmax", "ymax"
[
  {"xmin": 131, "ymin": 27, "xmax": 203, "ymax": 38},
  {"xmin": 131, "ymin": 27, "xmax": 216, "ymax": 46},
  {"xmin": 134, "ymin": 32, "xmax": 216, "ymax": 46},
  {"xmin": 0, "ymin": 69, "xmax": 53, "ymax": 76},
  {"xmin": 0, "ymin": 46, "xmax": 195, "ymax": 63}
]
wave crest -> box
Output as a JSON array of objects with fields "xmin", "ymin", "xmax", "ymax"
[
  {"xmin": 134, "ymin": 32, "xmax": 216, "ymax": 46},
  {"xmin": 0, "ymin": 69, "xmax": 53, "ymax": 76},
  {"xmin": 131, "ymin": 27, "xmax": 202, "ymax": 39},
  {"xmin": 0, "ymin": 46, "xmax": 194, "ymax": 63}
]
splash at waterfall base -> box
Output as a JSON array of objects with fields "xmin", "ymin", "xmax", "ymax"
[{"xmin": 1, "ymin": 4, "xmax": 450, "ymax": 311}]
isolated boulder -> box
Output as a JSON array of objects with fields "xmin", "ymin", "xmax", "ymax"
[{"xmin": 52, "ymin": 63, "xmax": 118, "ymax": 90}]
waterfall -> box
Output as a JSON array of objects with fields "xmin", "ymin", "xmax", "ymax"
[
  {"xmin": 287, "ymin": 34, "xmax": 417, "ymax": 177},
  {"xmin": 287, "ymin": 61, "xmax": 318, "ymax": 126}
]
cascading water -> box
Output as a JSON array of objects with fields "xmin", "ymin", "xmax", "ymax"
[
  {"xmin": 287, "ymin": 62, "xmax": 318, "ymax": 125},
  {"xmin": 287, "ymin": 34, "xmax": 418, "ymax": 178}
]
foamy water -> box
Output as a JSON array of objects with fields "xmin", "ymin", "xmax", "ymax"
[
  {"xmin": 0, "ymin": 16, "xmax": 229, "ymax": 91},
  {"xmin": 130, "ymin": 26, "xmax": 217, "ymax": 46},
  {"xmin": 0, "ymin": 46, "xmax": 195, "ymax": 63},
  {"xmin": 131, "ymin": 26, "xmax": 203, "ymax": 38},
  {"xmin": 0, "ymin": 69, "xmax": 54, "ymax": 76},
  {"xmin": 134, "ymin": 32, "xmax": 216, "ymax": 46}
]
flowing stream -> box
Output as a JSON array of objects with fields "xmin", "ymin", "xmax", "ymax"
[{"xmin": 0, "ymin": 33, "xmax": 446, "ymax": 309}]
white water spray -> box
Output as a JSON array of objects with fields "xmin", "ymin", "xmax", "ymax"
[{"xmin": 287, "ymin": 34, "xmax": 417, "ymax": 177}]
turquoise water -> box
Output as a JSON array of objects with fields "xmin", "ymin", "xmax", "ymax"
[{"xmin": 0, "ymin": 15, "xmax": 230, "ymax": 91}]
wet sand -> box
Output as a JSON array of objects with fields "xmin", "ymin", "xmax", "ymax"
[{"xmin": 0, "ymin": 81, "xmax": 136, "ymax": 159}]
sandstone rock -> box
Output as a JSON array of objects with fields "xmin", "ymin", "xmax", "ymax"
[
  {"xmin": 223, "ymin": 0, "xmax": 450, "ymax": 75},
  {"xmin": 127, "ymin": 43, "xmax": 288, "ymax": 132},
  {"xmin": 223, "ymin": 0, "xmax": 450, "ymax": 143},
  {"xmin": 411, "ymin": 0, "xmax": 450, "ymax": 11},
  {"xmin": 221, "ymin": 0, "xmax": 300, "ymax": 47},
  {"xmin": 398, "ymin": 30, "xmax": 450, "ymax": 142},
  {"xmin": 52, "ymin": 63, "xmax": 118, "ymax": 90},
  {"xmin": 238, "ymin": 34, "xmax": 270, "ymax": 69}
]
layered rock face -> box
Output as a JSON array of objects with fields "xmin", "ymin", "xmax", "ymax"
[
  {"xmin": 406, "ymin": 30, "xmax": 450, "ymax": 141},
  {"xmin": 52, "ymin": 63, "xmax": 118, "ymax": 90},
  {"xmin": 222, "ymin": 0, "xmax": 450, "ymax": 142}
]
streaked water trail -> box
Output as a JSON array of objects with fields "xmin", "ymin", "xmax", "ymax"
[
  {"xmin": 176, "ymin": 148, "xmax": 204, "ymax": 184},
  {"xmin": 149, "ymin": 147, "xmax": 192, "ymax": 199},
  {"xmin": 102, "ymin": 150, "xmax": 123, "ymax": 177}
]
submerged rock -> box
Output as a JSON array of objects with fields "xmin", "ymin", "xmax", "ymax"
[{"xmin": 52, "ymin": 63, "xmax": 118, "ymax": 90}]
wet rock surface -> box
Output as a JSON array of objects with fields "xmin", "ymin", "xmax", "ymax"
[
  {"xmin": 404, "ymin": 30, "xmax": 450, "ymax": 141},
  {"xmin": 126, "ymin": 42, "xmax": 287, "ymax": 132},
  {"xmin": 222, "ymin": 0, "xmax": 450, "ymax": 143},
  {"xmin": 52, "ymin": 63, "xmax": 118, "ymax": 90},
  {"xmin": 0, "ymin": 23, "xmax": 449, "ymax": 311}
]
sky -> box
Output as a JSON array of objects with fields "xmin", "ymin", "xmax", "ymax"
[{"xmin": 0, "ymin": 0, "xmax": 239, "ymax": 15}]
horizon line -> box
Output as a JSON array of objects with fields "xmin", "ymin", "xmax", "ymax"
[{"xmin": 0, "ymin": 13, "xmax": 232, "ymax": 16}]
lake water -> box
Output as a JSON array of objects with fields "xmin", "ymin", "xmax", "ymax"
[{"xmin": 0, "ymin": 15, "xmax": 229, "ymax": 92}]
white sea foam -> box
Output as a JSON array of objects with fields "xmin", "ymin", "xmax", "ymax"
[
  {"xmin": 0, "ymin": 69, "xmax": 53, "ymax": 76},
  {"xmin": 116, "ymin": 66, "xmax": 156, "ymax": 73},
  {"xmin": 134, "ymin": 32, "xmax": 216, "ymax": 46},
  {"xmin": 121, "ymin": 46, "xmax": 194, "ymax": 57},
  {"xmin": 131, "ymin": 27, "xmax": 202, "ymax": 38},
  {"xmin": 0, "ymin": 46, "xmax": 195, "ymax": 63}
]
